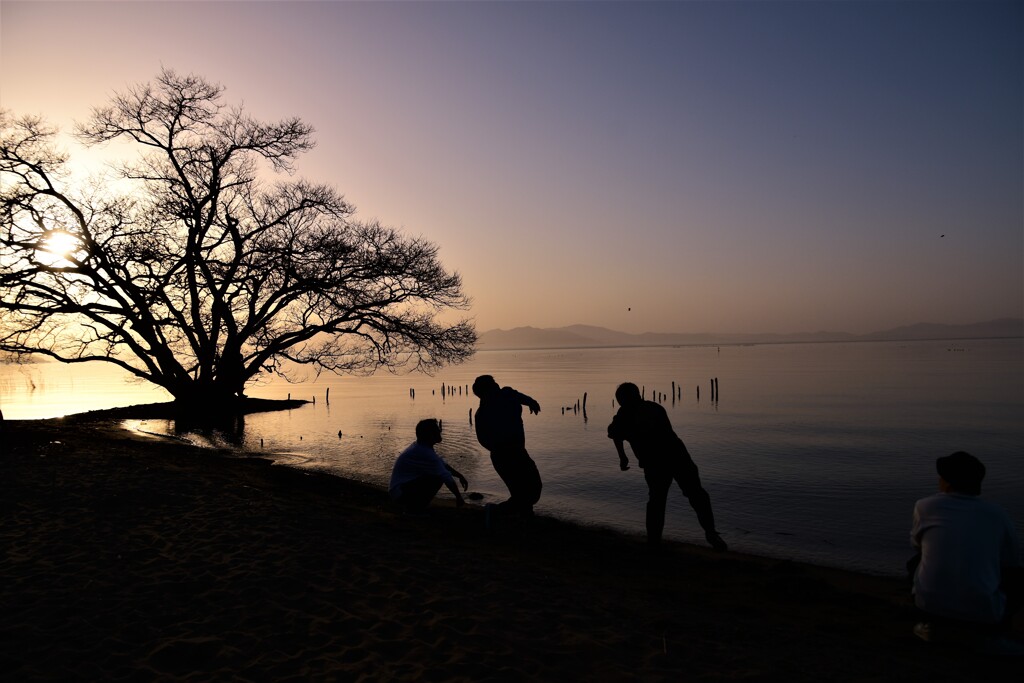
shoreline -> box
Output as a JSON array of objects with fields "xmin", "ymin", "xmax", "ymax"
[
  {"xmin": 80, "ymin": 407, "xmax": 907, "ymax": 579},
  {"xmin": 2, "ymin": 412, "xmax": 1020, "ymax": 680}
]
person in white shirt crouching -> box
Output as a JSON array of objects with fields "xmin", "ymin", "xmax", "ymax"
[
  {"xmin": 910, "ymin": 451, "xmax": 1022, "ymax": 655},
  {"xmin": 389, "ymin": 419, "xmax": 468, "ymax": 514}
]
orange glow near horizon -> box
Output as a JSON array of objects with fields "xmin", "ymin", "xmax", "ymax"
[{"xmin": 0, "ymin": 0, "xmax": 1020, "ymax": 337}]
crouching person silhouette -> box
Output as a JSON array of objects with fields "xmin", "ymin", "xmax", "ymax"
[
  {"xmin": 389, "ymin": 419, "xmax": 467, "ymax": 514},
  {"xmin": 910, "ymin": 451, "xmax": 1022, "ymax": 653},
  {"xmin": 608, "ymin": 382, "xmax": 727, "ymax": 552}
]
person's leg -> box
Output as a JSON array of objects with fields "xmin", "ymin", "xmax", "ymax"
[
  {"xmin": 673, "ymin": 456, "xmax": 715, "ymax": 529},
  {"xmin": 398, "ymin": 476, "xmax": 444, "ymax": 513},
  {"xmin": 513, "ymin": 449, "xmax": 542, "ymax": 514},
  {"xmin": 673, "ymin": 451, "xmax": 727, "ymax": 551},
  {"xmin": 487, "ymin": 446, "xmax": 524, "ymax": 516},
  {"xmin": 491, "ymin": 447, "xmax": 541, "ymax": 515},
  {"xmin": 489, "ymin": 448, "xmax": 519, "ymax": 513},
  {"xmin": 643, "ymin": 466, "xmax": 672, "ymax": 545},
  {"xmin": 906, "ymin": 552, "xmax": 922, "ymax": 591}
]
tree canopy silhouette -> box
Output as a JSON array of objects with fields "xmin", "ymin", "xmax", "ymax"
[{"xmin": 0, "ymin": 69, "xmax": 475, "ymax": 414}]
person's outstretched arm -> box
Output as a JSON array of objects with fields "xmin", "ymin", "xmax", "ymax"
[
  {"xmin": 608, "ymin": 412, "xmax": 630, "ymax": 471},
  {"xmin": 443, "ymin": 478, "xmax": 466, "ymax": 507},
  {"xmin": 910, "ymin": 501, "xmax": 924, "ymax": 552},
  {"xmin": 612, "ymin": 438, "xmax": 630, "ymax": 471},
  {"xmin": 510, "ymin": 388, "xmax": 541, "ymax": 414},
  {"xmin": 445, "ymin": 463, "xmax": 469, "ymax": 491}
]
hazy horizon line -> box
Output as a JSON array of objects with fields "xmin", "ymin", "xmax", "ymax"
[{"xmin": 480, "ymin": 316, "xmax": 1024, "ymax": 338}]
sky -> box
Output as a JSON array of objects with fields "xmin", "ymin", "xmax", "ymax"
[{"xmin": 1, "ymin": 0, "xmax": 1021, "ymax": 336}]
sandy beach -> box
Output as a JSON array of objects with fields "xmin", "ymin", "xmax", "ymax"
[{"xmin": 1, "ymin": 410, "xmax": 1019, "ymax": 682}]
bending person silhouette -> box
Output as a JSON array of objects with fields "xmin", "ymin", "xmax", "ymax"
[
  {"xmin": 608, "ymin": 382, "xmax": 727, "ymax": 551},
  {"xmin": 472, "ymin": 375, "xmax": 542, "ymax": 516}
]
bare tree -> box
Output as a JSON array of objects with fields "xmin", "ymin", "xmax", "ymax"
[{"xmin": 0, "ymin": 69, "xmax": 475, "ymax": 415}]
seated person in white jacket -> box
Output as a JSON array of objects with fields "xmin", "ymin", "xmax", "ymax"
[
  {"xmin": 389, "ymin": 419, "xmax": 467, "ymax": 513},
  {"xmin": 910, "ymin": 451, "xmax": 1021, "ymax": 640}
]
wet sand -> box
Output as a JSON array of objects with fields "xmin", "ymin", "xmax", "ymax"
[{"xmin": 1, "ymin": 412, "xmax": 1019, "ymax": 682}]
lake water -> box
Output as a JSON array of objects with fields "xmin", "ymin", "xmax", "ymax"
[{"xmin": 3, "ymin": 338, "xmax": 1022, "ymax": 576}]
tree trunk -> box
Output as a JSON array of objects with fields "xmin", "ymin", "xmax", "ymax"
[{"xmin": 170, "ymin": 381, "xmax": 247, "ymax": 429}]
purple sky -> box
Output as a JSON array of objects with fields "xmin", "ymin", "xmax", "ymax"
[{"xmin": 2, "ymin": 1, "xmax": 1021, "ymax": 335}]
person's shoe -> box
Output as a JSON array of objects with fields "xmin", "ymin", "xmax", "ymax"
[
  {"xmin": 913, "ymin": 622, "xmax": 932, "ymax": 642},
  {"xmin": 706, "ymin": 531, "xmax": 728, "ymax": 552}
]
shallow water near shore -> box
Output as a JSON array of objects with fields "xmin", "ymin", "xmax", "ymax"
[{"xmin": 3, "ymin": 337, "xmax": 1022, "ymax": 576}]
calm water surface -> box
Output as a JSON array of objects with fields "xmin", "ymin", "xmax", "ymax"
[{"xmin": 3, "ymin": 338, "xmax": 1022, "ymax": 576}]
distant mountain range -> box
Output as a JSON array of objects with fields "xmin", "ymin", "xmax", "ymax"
[{"xmin": 476, "ymin": 318, "xmax": 1024, "ymax": 350}]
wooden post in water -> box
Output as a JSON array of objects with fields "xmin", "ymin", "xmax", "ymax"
[
  {"xmin": 469, "ymin": 408, "xmax": 473, "ymax": 425},
  {"xmin": 696, "ymin": 385, "xmax": 700, "ymax": 401},
  {"xmin": 326, "ymin": 387, "xmax": 330, "ymax": 405}
]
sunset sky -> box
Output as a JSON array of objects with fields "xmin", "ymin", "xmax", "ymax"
[{"xmin": 2, "ymin": 0, "xmax": 1020, "ymax": 336}]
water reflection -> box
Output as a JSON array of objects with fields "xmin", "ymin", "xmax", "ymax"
[
  {"xmin": 173, "ymin": 410, "xmax": 247, "ymax": 446},
  {"xmin": 3, "ymin": 338, "xmax": 1022, "ymax": 576}
]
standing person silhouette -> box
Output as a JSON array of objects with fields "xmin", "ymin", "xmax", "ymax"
[
  {"xmin": 608, "ymin": 382, "xmax": 727, "ymax": 552},
  {"xmin": 472, "ymin": 375, "xmax": 542, "ymax": 517}
]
